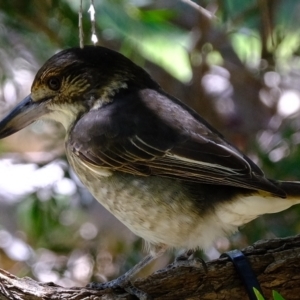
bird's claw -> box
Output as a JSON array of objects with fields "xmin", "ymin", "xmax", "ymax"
[
  {"xmin": 124, "ymin": 285, "xmax": 152, "ymax": 300},
  {"xmin": 175, "ymin": 249, "xmax": 195, "ymax": 261},
  {"xmin": 174, "ymin": 249, "xmax": 208, "ymax": 272},
  {"xmin": 87, "ymin": 275, "xmax": 127, "ymax": 291},
  {"xmin": 87, "ymin": 277, "xmax": 152, "ymax": 299}
]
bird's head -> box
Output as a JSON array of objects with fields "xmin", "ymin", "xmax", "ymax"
[{"xmin": 0, "ymin": 46, "xmax": 159, "ymax": 138}]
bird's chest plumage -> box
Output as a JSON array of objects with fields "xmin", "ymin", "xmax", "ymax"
[{"xmin": 65, "ymin": 144, "xmax": 238, "ymax": 250}]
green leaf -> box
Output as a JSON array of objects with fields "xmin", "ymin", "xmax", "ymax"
[
  {"xmin": 253, "ymin": 288, "xmax": 265, "ymax": 300},
  {"xmin": 273, "ymin": 290, "xmax": 285, "ymax": 300}
]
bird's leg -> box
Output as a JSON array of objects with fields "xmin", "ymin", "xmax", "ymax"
[{"xmin": 88, "ymin": 243, "xmax": 168, "ymax": 290}]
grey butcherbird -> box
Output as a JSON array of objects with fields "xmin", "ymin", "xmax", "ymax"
[{"xmin": 0, "ymin": 46, "xmax": 300, "ymax": 291}]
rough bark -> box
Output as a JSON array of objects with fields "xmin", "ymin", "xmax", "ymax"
[{"xmin": 0, "ymin": 235, "xmax": 300, "ymax": 300}]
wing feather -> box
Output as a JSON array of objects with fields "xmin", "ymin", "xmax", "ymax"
[{"xmin": 69, "ymin": 88, "xmax": 285, "ymax": 197}]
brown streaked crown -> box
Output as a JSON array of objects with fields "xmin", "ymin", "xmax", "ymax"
[{"xmin": 30, "ymin": 46, "xmax": 161, "ymax": 109}]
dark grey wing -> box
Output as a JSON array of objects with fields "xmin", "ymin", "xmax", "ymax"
[{"xmin": 69, "ymin": 88, "xmax": 285, "ymax": 197}]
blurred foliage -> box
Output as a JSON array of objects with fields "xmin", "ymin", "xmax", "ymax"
[{"xmin": 0, "ymin": 0, "xmax": 300, "ymax": 288}]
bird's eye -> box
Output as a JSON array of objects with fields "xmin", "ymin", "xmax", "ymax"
[{"xmin": 48, "ymin": 77, "xmax": 61, "ymax": 91}]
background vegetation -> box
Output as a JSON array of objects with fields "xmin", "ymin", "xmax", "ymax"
[{"xmin": 0, "ymin": 0, "xmax": 300, "ymax": 288}]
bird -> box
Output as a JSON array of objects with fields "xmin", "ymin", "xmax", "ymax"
[{"xmin": 0, "ymin": 45, "xmax": 300, "ymax": 292}]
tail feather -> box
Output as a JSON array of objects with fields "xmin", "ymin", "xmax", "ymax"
[
  {"xmin": 215, "ymin": 180, "xmax": 300, "ymax": 227},
  {"xmin": 276, "ymin": 181, "xmax": 300, "ymax": 198}
]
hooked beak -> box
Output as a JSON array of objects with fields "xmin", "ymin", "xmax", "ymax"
[{"xmin": 0, "ymin": 95, "xmax": 49, "ymax": 139}]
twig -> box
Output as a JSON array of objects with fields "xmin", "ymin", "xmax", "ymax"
[
  {"xmin": 181, "ymin": 0, "xmax": 218, "ymax": 20},
  {"xmin": 88, "ymin": 0, "xmax": 98, "ymax": 45},
  {"xmin": 78, "ymin": 0, "xmax": 84, "ymax": 48}
]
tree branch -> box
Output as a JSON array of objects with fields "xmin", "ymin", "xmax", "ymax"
[{"xmin": 0, "ymin": 235, "xmax": 300, "ymax": 299}]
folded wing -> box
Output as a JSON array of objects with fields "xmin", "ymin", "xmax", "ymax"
[{"xmin": 69, "ymin": 88, "xmax": 285, "ymax": 197}]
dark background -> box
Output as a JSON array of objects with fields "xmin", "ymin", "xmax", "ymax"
[{"xmin": 0, "ymin": 0, "xmax": 300, "ymax": 287}]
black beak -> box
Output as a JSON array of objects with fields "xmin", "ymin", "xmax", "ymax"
[{"xmin": 0, "ymin": 95, "xmax": 48, "ymax": 139}]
